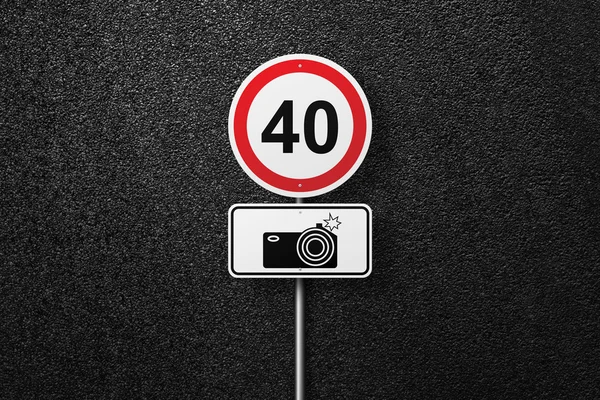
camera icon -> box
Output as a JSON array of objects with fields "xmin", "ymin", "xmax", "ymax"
[{"xmin": 263, "ymin": 223, "xmax": 337, "ymax": 268}]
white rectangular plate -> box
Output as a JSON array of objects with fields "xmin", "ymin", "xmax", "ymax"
[{"xmin": 228, "ymin": 204, "xmax": 372, "ymax": 278}]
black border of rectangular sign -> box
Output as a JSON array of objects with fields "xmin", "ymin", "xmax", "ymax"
[{"xmin": 229, "ymin": 204, "xmax": 371, "ymax": 277}]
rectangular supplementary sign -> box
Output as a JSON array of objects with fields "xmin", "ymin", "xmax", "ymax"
[{"xmin": 228, "ymin": 204, "xmax": 372, "ymax": 278}]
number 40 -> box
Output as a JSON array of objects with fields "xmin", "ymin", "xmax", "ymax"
[{"xmin": 261, "ymin": 100, "xmax": 338, "ymax": 154}]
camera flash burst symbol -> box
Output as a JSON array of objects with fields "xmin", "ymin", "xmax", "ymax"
[{"xmin": 323, "ymin": 213, "xmax": 341, "ymax": 232}]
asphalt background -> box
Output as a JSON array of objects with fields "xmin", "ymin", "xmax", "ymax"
[{"xmin": 2, "ymin": 1, "xmax": 599, "ymax": 399}]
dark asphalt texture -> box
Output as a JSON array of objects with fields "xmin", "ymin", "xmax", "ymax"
[{"xmin": 2, "ymin": 1, "xmax": 599, "ymax": 399}]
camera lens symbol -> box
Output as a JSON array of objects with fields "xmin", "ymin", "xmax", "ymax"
[{"xmin": 296, "ymin": 227, "xmax": 335, "ymax": 267}]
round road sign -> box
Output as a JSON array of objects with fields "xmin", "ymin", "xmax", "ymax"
[{"xmin": 228, "ymin": 54, "xmax": 371, "ymax": 198}]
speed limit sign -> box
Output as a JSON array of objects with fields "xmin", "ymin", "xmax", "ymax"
[{"xmin": 228, "ymin": 54, "xmax": 372, "ymax": 198}]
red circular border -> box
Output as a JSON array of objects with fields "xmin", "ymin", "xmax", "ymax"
[{"xmin": 233, "ymin": 58, "xmax": 367, "ymax": 194}]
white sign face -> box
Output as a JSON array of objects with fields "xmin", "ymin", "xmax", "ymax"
[
  {"xmin": 229, "ymin": 54, "xmax": 372, "ymax": 198},
  {"xmin": 229, "ymin": 204, "xmax": 372, "ymax": 278}
]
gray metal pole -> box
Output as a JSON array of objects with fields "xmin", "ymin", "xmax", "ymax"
[
  {"xmin": 295, "ymin": 277, "xmax": 305, "ymax": 400},
  {"xmin": 295, "ymin": 197, "xmax": 305, "ymax": 400}
]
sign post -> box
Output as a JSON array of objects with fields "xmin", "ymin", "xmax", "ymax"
[
  {"xmin": 228, "ymin": 54, "xmax": 372, "ymax": 399},
  {"xmin": 295, "ymin": 198, "xmax": 304, "ymax": 400}
]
